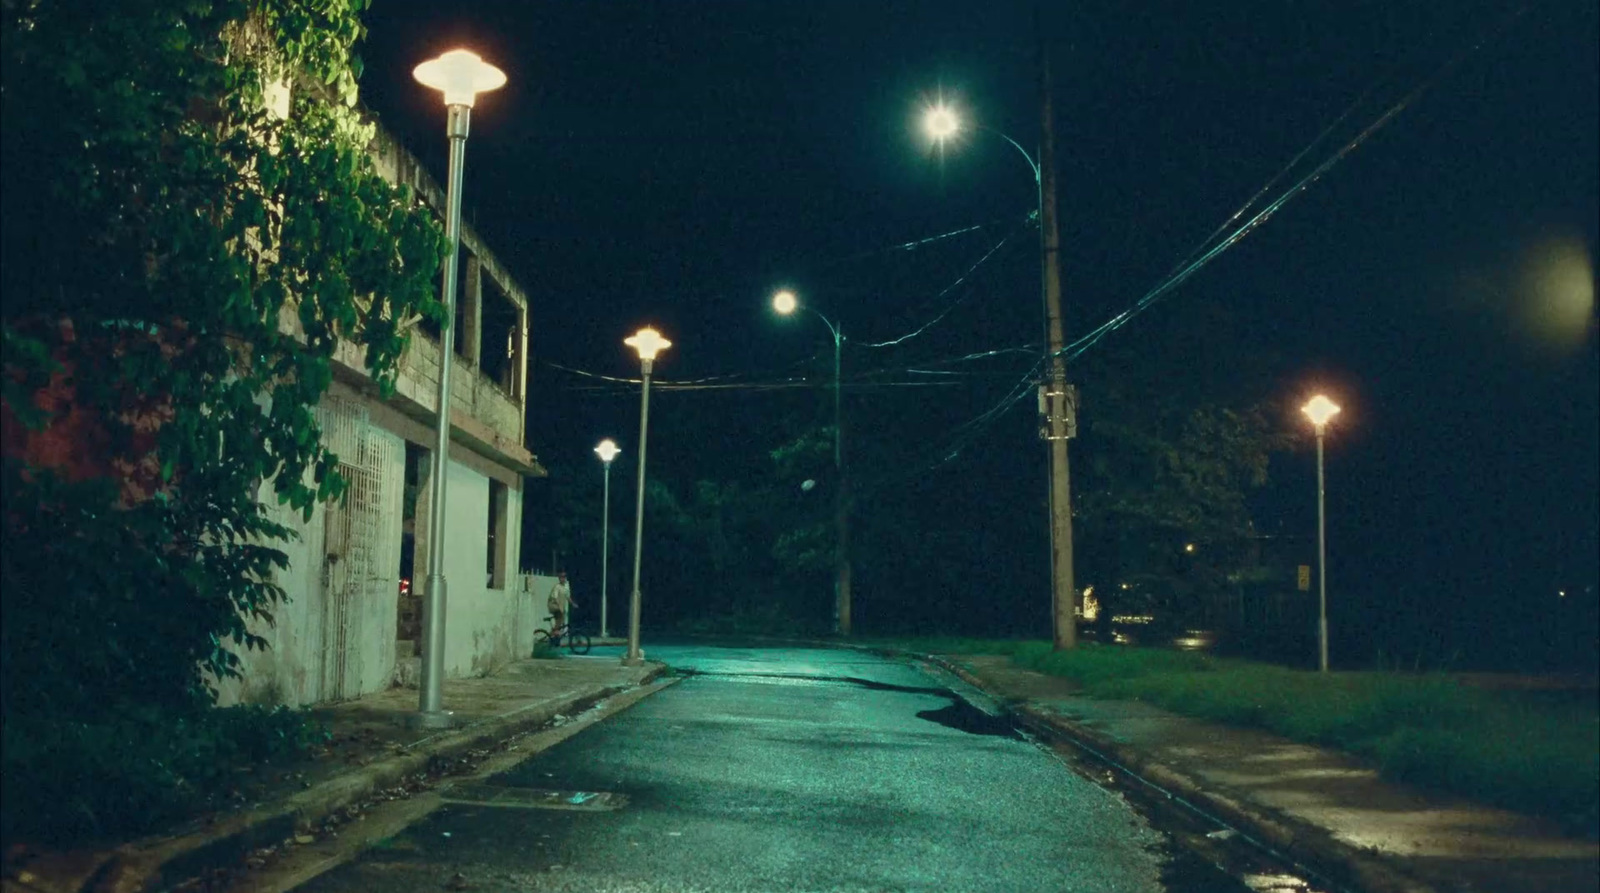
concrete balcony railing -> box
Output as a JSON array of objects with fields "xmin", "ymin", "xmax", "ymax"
[{"xmin": 323, "ymin": 322, "xmax": 538, "ymax": 476}]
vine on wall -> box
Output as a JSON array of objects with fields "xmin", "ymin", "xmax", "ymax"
[{"xmin": 1, "ymin": 0, "xmax": 448, "ymax": 715}]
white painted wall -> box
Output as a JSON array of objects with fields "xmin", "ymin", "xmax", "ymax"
[
  {"xmin": 214, "ymin": 481, "xmax": 329, "ymax": 707},
  {"xmin": 435, "ymin": 461, "xmax": 538, "ymax": 676},
  {"xmin": 215, "ymin": 407, "xmax": 532, "ymax": 707}
]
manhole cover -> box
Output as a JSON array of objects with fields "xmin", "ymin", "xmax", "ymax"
[{"xmin": 440, "ymin": 783, "xmax": 627, "ymax": 811}]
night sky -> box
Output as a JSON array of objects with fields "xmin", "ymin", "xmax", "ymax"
[{"xmin": 357, "ymin": 1, "xmax": 1597, "ymax": 662}]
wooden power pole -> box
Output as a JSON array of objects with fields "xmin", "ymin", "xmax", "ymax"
[{"xmin": 1038, "ymin": 34, "xmax": 1079, "ymax": 650}]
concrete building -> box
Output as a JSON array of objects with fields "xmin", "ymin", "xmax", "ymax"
[{"xmin": 216, "ymin": 124, "xmax": 551, "ymax": 708}]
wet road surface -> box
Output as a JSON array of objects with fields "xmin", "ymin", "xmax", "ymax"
[{"xmin": 295, "ymin": 644, "xmax": 1224, "ymax": 892}]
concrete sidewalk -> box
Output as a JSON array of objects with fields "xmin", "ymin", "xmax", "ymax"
[
  {"xmin": 3, "ymin": 654, "xmax": 666, "ymax": 893},
  {"xmin": 928, "ymin": 652, "xmax": 1598, "ymax": 893}
]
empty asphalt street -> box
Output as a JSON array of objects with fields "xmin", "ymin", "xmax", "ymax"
[{"xmin": 294, "ymin": 643, "xmax": 1254, "ymax": 892}]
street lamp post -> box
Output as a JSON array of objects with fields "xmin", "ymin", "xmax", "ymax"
[
  {"xmin": 410, "ymin": 49, "xmax": 506, "ymax": 727},
  {"xmin": 594, "ymin": 438, "xmax": 621, "ymax": 640},
  {"xmin": 623, "ymin": 327, "xmax": 671, "ymax": 665},
  {"xmin": 773, "ymin": 290, "xmax": 851, "ymax": 636},
  {"xmin": 1302, "ymin": 394, "xmax": 1341, "ymax": 673},
  {"xmin": 924, "ymin": 91, "xmax": 1078, "ymax": 651}
]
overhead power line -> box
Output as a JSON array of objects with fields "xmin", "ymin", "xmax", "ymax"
[
  {"xmin": 1059, "ymin": 1, "xmax": 1531, "ymax": 364},
  {"xmin": 861, "ymin": 6, "xmax": 1533, "ymax": 489},
  {"xmin": 858, "ymin": 225, "xmax": 1026, "ymax": 349}
]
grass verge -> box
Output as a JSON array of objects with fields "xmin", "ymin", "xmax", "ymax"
[
  {"xmin": 911, "ymin": 639, "xmax": 1598, "ymax": 835},
  {"xmin": 865, "ymin": 636, "xmax": 1034, "ymax": 656}
]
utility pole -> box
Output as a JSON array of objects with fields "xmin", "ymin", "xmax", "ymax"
[
  {"xmin": 834, "ymin": 323, "xmax": 853, "ymax": 636},
  {"xmin": 1038, "ymin": 35, "xmax": 1078, "ymax": 650}
]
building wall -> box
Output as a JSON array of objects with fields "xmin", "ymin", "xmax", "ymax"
[
  {"xmin": 211, "ymin": 120, "xmax": 544, "ymax": 709},
  {"xmin": 434, "ymin": 459, "xmax": 535, "ymax": 678},
  {"xmin": 216, "ymin": 390, "xmax": 534, "ymax": 707},
  {"xmin": 212, "ymin": 476, "xmax": 329, "ymax": 708}
]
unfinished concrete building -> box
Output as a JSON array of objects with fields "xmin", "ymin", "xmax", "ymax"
[{"xmin": 217, "ymin": 124, "xmax": 550, "ymax": 708}]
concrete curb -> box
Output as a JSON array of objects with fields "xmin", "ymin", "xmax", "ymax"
[
  {"xmin": 10, "ymin": 665, "xmax": 666, "ymax": 893},
  {"xmin": 917, "ymin": 652, "xmax": 1444, "ymax": 893}
]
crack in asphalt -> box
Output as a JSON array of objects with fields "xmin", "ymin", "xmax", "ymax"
[{"xmin": 674, "ymin": 669, "xmax": 1021, "ymax": 739}]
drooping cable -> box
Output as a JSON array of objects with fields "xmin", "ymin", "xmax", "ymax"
[
  {"xmin": 858, "ymin": 226, "xmax": 1024, "ymax": 348},
  {"xmin": 1060, "ymin": 2, "xmax": 1530, "ymax": 364}
]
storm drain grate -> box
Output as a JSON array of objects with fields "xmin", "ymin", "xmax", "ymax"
[{"xmin": 440, "ymin": 783, "xmax": 628, "ymax": 811}]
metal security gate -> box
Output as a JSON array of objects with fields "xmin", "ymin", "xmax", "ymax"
[{"xmin": 314, "ymin": 395, "xmax": 400, "ymax": 703}]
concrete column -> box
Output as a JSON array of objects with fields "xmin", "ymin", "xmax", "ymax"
[
  {"xmin": 515, "ymin": 304, "xmax": 529, "ymax": 433},
  {"xmin": 462, "ymin": 256, "xmax": 482, "ymax": 370},
  {"xmin": 490, "ymin": 481, "xmax": 509, "ymax": 589},
  {"xmin": 411, "ymin": 452, "xmax": 433, "ymax": 600}
]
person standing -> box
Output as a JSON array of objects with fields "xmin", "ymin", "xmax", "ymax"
[{"xmin": 548, "ymin": 572, "xmax": 575, "ymax": 640}]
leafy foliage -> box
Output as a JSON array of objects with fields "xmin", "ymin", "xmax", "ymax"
[
  {"xmin": 643, "ymin": 473, "xmax": 830, "ymax": 632},
  {"xmin": 0, "ymin": 0, "xmax": 445, "ymax": 719},
  {"xmin": 1072, "ymin": 301, "xmax": 1292, "ymax": 627},
  {"xmin": 1, "ymin": 701, "xmax": 329, "ymax": 844},
  {"xmin": 529, "ymin": 418, "xmax": 837, "ymax": 634},
  {"xmin": 767, "ymin": 424, "xmax": 835, "ymax": 576}
]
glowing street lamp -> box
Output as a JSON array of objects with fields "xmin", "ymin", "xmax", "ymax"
[
  {"xmin": 1302, "ymin": 394, "xmax": 1341, "ymax": 672},
  {"xmin": 622, "ymin": 328, "xmax": 671, "ymax": 664},
  {"xmin": 923, "ymin": 105, "xmax": 959, "ymax": 142},
  {"xmin": 412, "ymin": 49, "xmax": 507, "ymax": 108},
  {"xmin": 771, "ymin": 289, "xmax": 852, "ymax": 636},
  {"xmin": 1303, "ymin": 394, "xmax": 1341, "ymax": 430},
  {"xmin": 923, "ymin": 102, "xmax": 1041, "ymax": 183},
  {"xmin": 411, "ymin": 48, "xmax": 506, "ymax": 728},
  {"xmin": 594, "ymin": 438, "xmax": 621, "ymax": 640}
]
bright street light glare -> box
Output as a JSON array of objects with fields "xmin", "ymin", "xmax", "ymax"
[
  {"xmin": 624, "ymin": 327, "xmax": 672, "ymax": 361},
  {"xmin": 594, "ymin": 438, "xmax": 621, "ymax": 464},
  {"xmin": 772, "ymin": 290, "xmax": 798, "ymax": 315},
  {"xmin": 1302, "ymin": 394, "xmax": 1341, "ymax": 429},
  {"xmin": 924, "ymin": 105, "xmax": 959, "ymax": 141},
  {"xmin": 412, "ymin": 49, "xmax": 507, "ymax": 108}
]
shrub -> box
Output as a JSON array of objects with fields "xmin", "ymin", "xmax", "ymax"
[{"xmin": 1, "ymin": 704, "xmax": 328, "ymax": 846}]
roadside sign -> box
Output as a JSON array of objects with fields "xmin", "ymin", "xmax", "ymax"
[{"xmin": 1297, "ymin": 565, "xmax": 1311, "ymax": 591}]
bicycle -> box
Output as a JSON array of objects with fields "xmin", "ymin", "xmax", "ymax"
[{"xmin": 533, "ymin": 619, "xmax": 591, "ymax": 656}]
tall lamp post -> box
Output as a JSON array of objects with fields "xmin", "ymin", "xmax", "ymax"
[
  {"xmin": 410, "ymin": 49, "xmax": 506, "ymax": 727},
  {"xmin": 594, "ymin": 438, "xmax": 621, "ymax": 640},
  {"xmin": 772, "ymin": 289, "xmax": 851, "ymax": 635},
  {"xmin": 1302, "ymin": 394, "xmax": 1341, "ymax": 673},
  {"xmin": 623, "ymin": 327, "xmax": 671, "ymax": 665},
  {"xmin": 925, "ymin": 89, "xmax": 1079, "ymax": 651}
]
